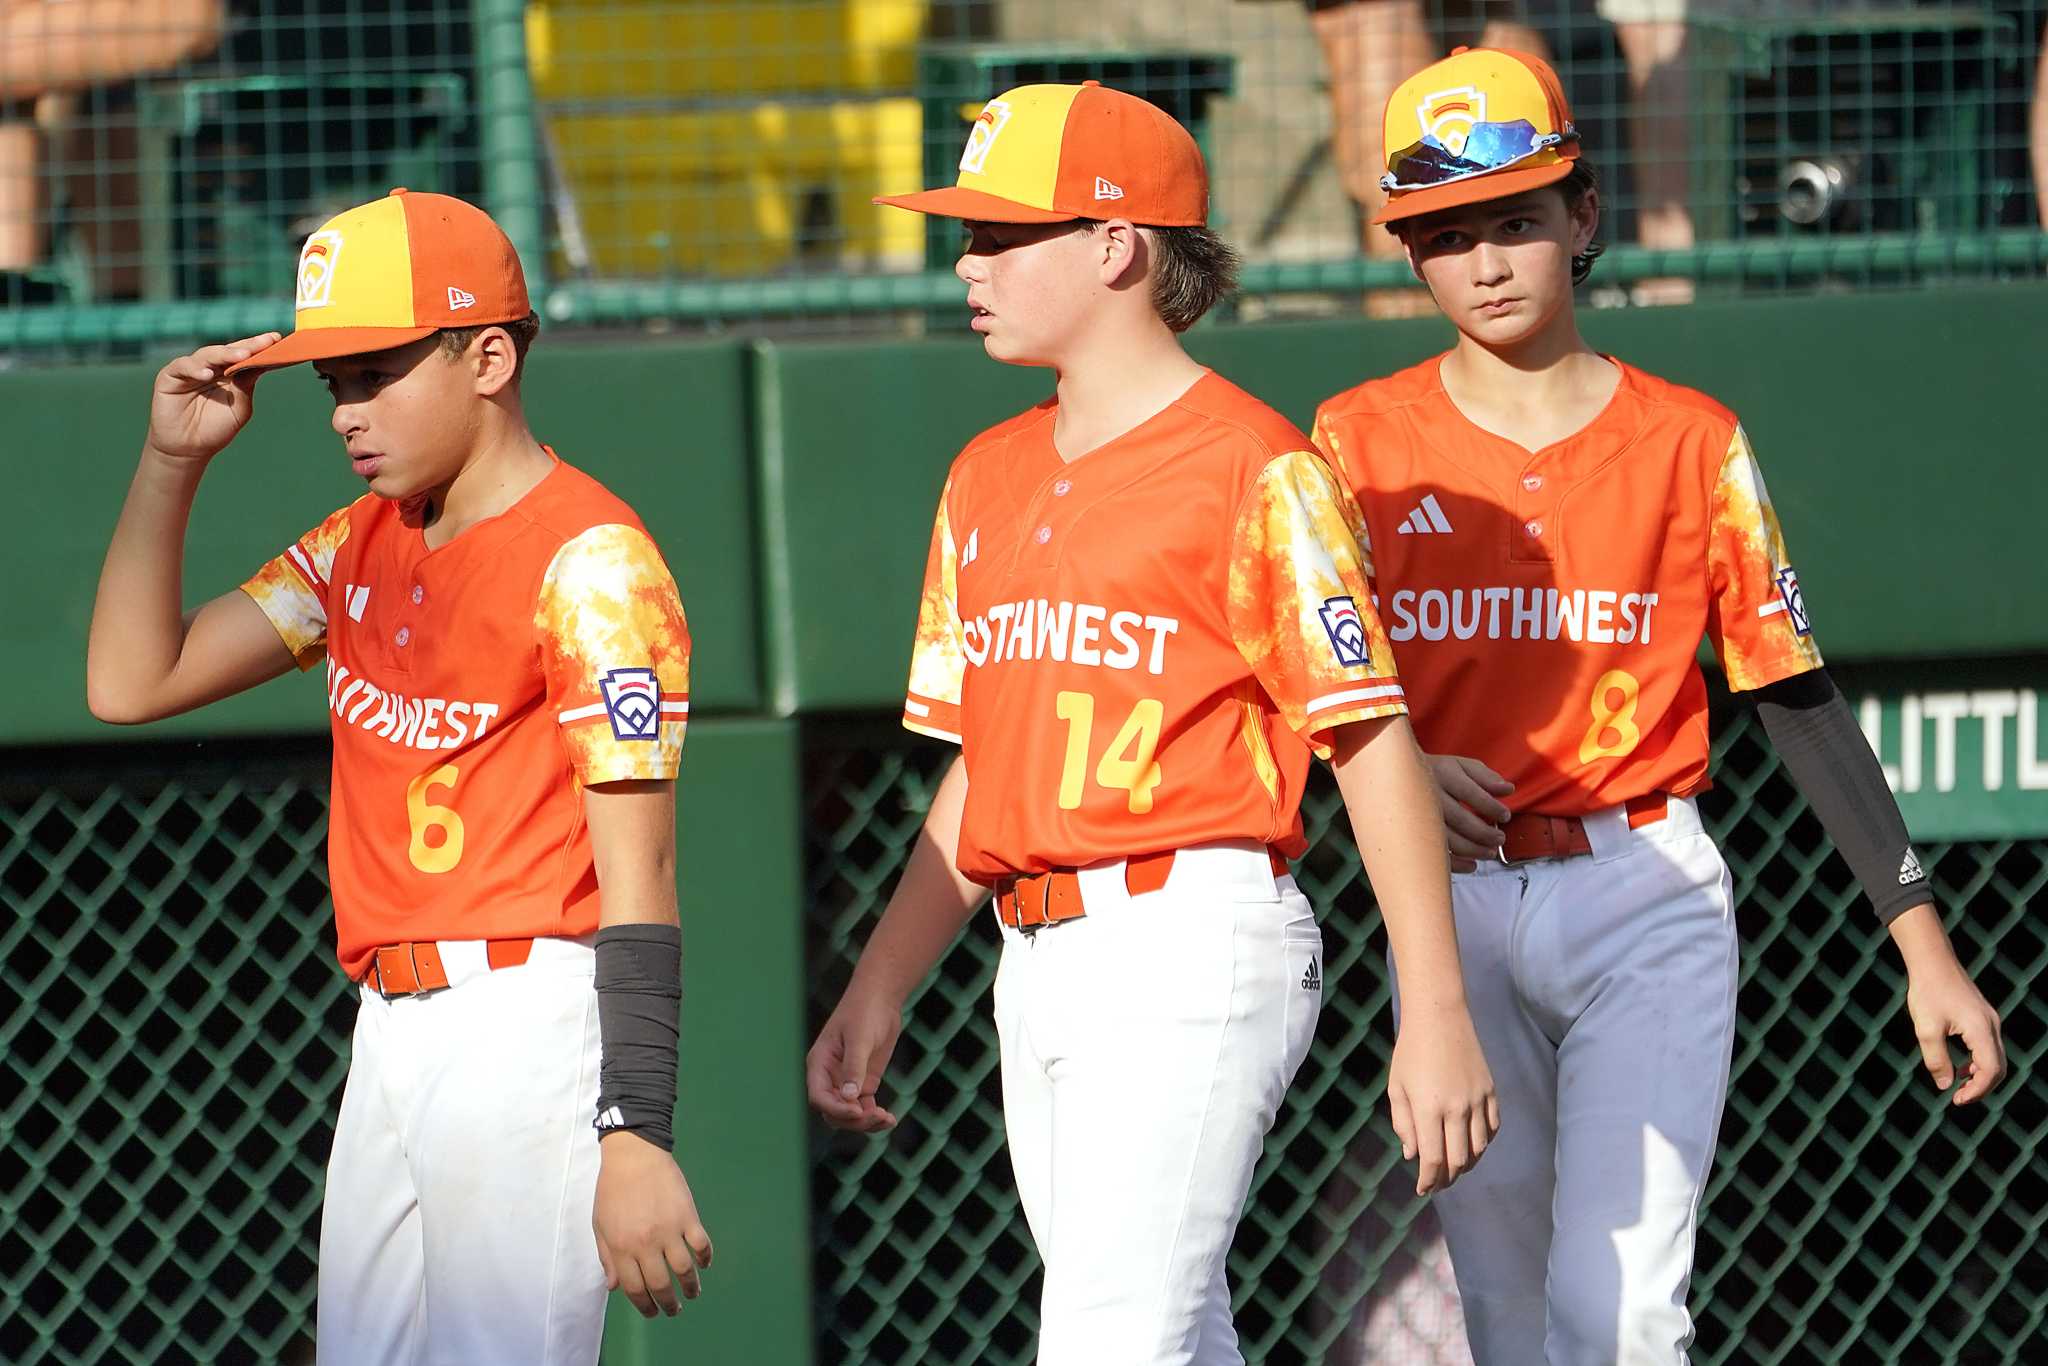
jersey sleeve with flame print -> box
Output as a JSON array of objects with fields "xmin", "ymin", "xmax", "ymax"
[
  {"xmin": 241, "ymin": 504, "xmax": 353, "ymax": 670},
  {"xmin": 1227, "ymin": 450, "xmax": 1406, "ymax": 754},
  {"xmin": 1706, "ymin": 425, "xmax": 1824, "ymax": 691},
  {"xmin": 903, "ymin": 475, "xmax": 968, "ymax": 744},
  {"xmin": 535, "ymin": 524, "xmax": 691, "ymax": 783}
]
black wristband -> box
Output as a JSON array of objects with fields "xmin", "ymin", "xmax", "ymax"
[
  {"xmin": 593, "ymin": 922, "xmax": 682, "ymax": 1152},
  {"xmin": 1754, "ymin": 669, "xmax": 1932, "ymax": 924}
]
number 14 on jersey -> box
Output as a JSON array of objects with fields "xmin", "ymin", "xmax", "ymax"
[{"xmin": 1055, "ymin": 690, "xmax": 1164, "ymax": 814}]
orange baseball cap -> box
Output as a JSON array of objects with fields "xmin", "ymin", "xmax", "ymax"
[
  {"xmin": 227, "ymin": 188, "xmax": 530, "ymax": 375},
  {"xmin": 876, "ymin": 81, "xmax": 1208, "ymax": 227},
  {"xmin": 1374, "ymin": 47, "xmax": 1580, "ymax": 224}
]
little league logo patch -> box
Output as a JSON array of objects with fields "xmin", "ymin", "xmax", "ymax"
[
  {"xmin": 1774, "ymin": 567, "xmax": 1812, "ymax": 636},
  {"xmin": 296, "ymin": 230, "xmax": 344, "ymax": 310},
  {"xmin": 959, "ymin": 99, "xmax": 1013, "ymax": 175},
  {"xmin": 1318, "ymin": 596, "xmax": 1372, "ymax": 668},
  {"xmin": 599, "ymin": 667, "xmax": 663, "ymax": 741},
  {"xmin": 1418, "ymin": 85, "xmax": 1486, "ymax": 157}
]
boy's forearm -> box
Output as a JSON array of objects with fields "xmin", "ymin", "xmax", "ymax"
[{"xmin": 1332, "ymin": 715, "xmax": 1468, "ymax": 1016}]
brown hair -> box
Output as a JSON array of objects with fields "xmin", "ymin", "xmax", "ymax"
[
  {"xmin": 438, "ymin": 310, "xmax": 541, "ymax": 379},
  {"xmin": 1559, "ymin": 161, "xmax": 1604, "ymax": 286},
  {"xmin": 1075, "ymin": 222, "xmax": 1241, "ymax": 332}
]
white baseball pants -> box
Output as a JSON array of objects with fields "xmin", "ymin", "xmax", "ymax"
[
  {"xmin": 316, "ymin": 936, "xmax": 609, "ymax": 1366},
  {"xmin": 992, "ymin": 840, "xmax": 1324, "ymax": 1366},
  {"xmin": 1403, "ymin": 795, "xmax": 1739, "ymax": 1365}
]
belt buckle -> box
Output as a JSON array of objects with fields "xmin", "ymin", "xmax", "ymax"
[
  {"xmin": 1017, "ymin": 877, "xmax": 1050, "ymax": 936},
  {"xmin": 368, "ymin": 942, "xmax": 425, "ymax": 998}
]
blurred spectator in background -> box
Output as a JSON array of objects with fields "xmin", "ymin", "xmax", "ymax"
[
  {"xmin": 2035, "ymin": 21, "xmax": 2048, "ymax": 227},
  {"xmin": 1595, "ymin": 0, "xmax": 1693, "ymax": 304},
  {"xmin": 1306, "ymin": 0, "xmax": 1784, "ymax": 310},
  {"xmin": 1306, "ymin": 1, "xmax": 1557, "ymax": 316},
  {"xmin": 0, "ymin": 0, "xmax": 224, "ymax": 294}
]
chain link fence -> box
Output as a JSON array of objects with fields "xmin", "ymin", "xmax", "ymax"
[
  {"xmin": 3, "ymin": 700, "xmax": 2041, "ymax": 1364},
  {"xmin": 1, "ymin": 739, "xmax": 341, "ymax": 1366},
  {"xmin": 2, "ymin": 0, "xmax": 2044, "ymax": 356},
  {"xmin": 804, "ymin": 702, "xmax": 2047, "ymax": 1365}
]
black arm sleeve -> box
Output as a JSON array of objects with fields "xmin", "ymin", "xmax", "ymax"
[
  {"xmin": 593, "ymin": 922, "xmax": 682, "ymax": 1151},
  {"xmin": 1753, "ymin": 668, "xmax": 1932, "ymax": 924}
]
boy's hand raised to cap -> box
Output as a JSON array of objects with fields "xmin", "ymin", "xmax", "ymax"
[{"xmin": 146, "ymin": 333, "xmax": 281, "ymax": 465}]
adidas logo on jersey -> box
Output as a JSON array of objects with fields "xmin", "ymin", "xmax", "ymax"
[
  {"xmin": 595, "ymin": 1105, "xmax": 627, "ymax": 1131},
  {"xmin": 343, "ymin": 583, "xmax": 371, "ymax": 622},
  {"xmin": 961, "ymin": 527, "xmax": 979, "ymax": 570},
  {"xmin": 1396, "ymin": 494, "xmax": 1454, "ymax": 535},
  {"xmin": 1899, "ymin": 847, "xmax": 1926, "ymax": 884},
  {"xmin": 1301, "ymin": 957, "xmax": 1321, "ymax": 992}
]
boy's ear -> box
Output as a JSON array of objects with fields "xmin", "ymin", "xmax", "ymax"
[{"xmin": 471, "ymin": 326, "xmax": 520, "ymax": 396}]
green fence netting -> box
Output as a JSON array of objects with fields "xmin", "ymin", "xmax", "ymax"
[
  {"xmin": 3, "ymin": 704, "xmax": 2042, "ymax": 1364},
  {"xmin": 803, "ymin": 704, "xmax": 2048, "ymax": 1366},
  {"xmin": 1, "ymin": 741, "xmax": 340, "ymax": 1366},
  {"xmin": 2, "ymin": 0, "xmax": 2045, "ymax": 356}
]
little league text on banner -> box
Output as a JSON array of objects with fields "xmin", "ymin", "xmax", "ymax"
[{"xmin": 1856, "ymin": 685, "xmax": 2048, "ymax": 840}]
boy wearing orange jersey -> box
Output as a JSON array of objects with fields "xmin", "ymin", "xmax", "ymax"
[
  {"xmin": 1313, "ymin": 48, "xmax": 2006, "ymax": 1363},
  {"xmin": 805, "ymin": 83, "xmax": 1497, "ymax": 1365},
  {"xmin": 88, "ymin": 190, "xmax": 711, "ymax": 1362}
]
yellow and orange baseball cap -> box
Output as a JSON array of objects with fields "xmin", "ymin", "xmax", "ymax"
[
  {"xmin": 876, "ymin": 81, "xmax": 1208, "ymax": 227},
  {"xmin": 227, "ymin": 188, "xmax": 529, "ymax": 375},
  {"xmin": 1374, "ymin": 47, "xmax": 1580, "ymax": 224}
]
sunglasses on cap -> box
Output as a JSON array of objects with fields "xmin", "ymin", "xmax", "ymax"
[{"xmin": 1380, "ymin": 119, "xmax": 1576, "ymax": 193}]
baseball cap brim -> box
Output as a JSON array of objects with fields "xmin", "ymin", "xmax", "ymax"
[
  {"xmin": 873, "ymin": 186, "xmax": 1077, "ymax": 224},
  {"xmin": 223, "ymin": 324, "xmax": 441, "ymax": 377},
  {"xmin": 1372, "ymin": 157, "xmax": 1575, "ymax": 225}
]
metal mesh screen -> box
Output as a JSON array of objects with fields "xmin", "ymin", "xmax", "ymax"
[
  {"xmin": 3, "ymin": 704, "xmax": 2041, "ymax": 1363},
  {"xmin": 2, "ymin": 0, "xmax": 2044, "ymax": 355},
  {"xmin": 1, "ymin": 740, "xmax": 343, "ymax": 1366},
  {"xmin": 804, "ymin": 705, "xmax": 2048, "ymax": 1366}
]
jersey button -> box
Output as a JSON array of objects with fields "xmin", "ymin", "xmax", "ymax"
[
  {"xmin": 1521, "ymin": 474, "xmax": 1543, "ymax": 491},
  {"xmin": 411, "ymin": 584, "xmax": 425, "ymax": 605},
  {"xmin": 395, "ymin": 626, "xmax": 411, "ymax": 647},
  {"xmin": 1524, "ymin": 519, "xmax": 1543, "ymax": 538},
  {"xmin": 1035, "ymin": 525, "xmax": 1052, "ymax": 544},
  {"xmin": 1052, "ymin": 479, "xmax": 1072, "ymax": 497}
]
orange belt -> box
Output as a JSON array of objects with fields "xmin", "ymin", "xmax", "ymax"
[
  {"xmin": 1497, "ymin": 794, "xmax": 1670, "ymax": 864},
  {"xmin": 362, "ymin": 938, "xmax": 534, "ymax": 996},
  {"xmin": 995, "ymin": 847, "xmax": 1289, "ymax": 932}
]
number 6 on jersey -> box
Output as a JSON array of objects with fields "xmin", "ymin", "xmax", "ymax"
[{"xmin": 406, "ymin": 763, "xmax": 465, "ymax": 873}]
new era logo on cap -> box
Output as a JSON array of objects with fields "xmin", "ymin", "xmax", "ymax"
[
  {"xmin": 1093, "ymin": 176, "xmax": 1125, "ymax": 201},
  {"xmin": 447, "ymin": 286, "xmax": 477, "ymax": 311}
]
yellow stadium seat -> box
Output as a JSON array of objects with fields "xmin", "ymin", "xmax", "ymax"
[
  {"xmin": 527, "ymin": 0, "xmax": 925, "ymax": 102},
  {"xmin": 529, "ymin": 1, "xmax": 929, "ymax": 277},
  {"xmin": 547, "ymin": 98, "xmax": 925, "ymax": 277}
]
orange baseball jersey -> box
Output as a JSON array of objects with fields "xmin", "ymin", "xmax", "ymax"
[
  {"xmin": 1313, "ymin": 356, "xmax": 1822, "ymax": 819},
  {"xmin": 241, "ymin": 454, "xmax": 690, "ymax": 978},
  {"xmin": 903, "ymin": 372, "xmax": 1407, "ymax": 883}
]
